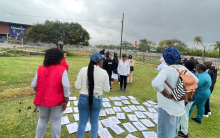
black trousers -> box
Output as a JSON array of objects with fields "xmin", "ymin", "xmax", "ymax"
[
  {"xmin": 120, "ymin": 75, "xmax": 127, "ymax": 89},
  {"xmin": 204, "ymin": 85, "xmax": 214, "ymax": 114},
  {"xmin": 107, "ymin": 71, "xmax": 112, "ymax": 87}
]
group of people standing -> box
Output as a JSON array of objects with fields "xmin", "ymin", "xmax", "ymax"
[{"xmin": 152, "ymin": 48, "xmax": 217, "ymax": 138}]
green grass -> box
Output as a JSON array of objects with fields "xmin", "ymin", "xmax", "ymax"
[{"xmin": 0, "ymin": 56, "xmax": 220, "ymax": 138}]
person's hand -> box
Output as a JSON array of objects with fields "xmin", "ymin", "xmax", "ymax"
[
  {"xmin": 118, "ymin": 74, "xmax": 120, "ymax": 76},
  {"xmin": 61, "ymin": 102, "xmax": 67, "ymax": 112},
  {"xmin": 153, "ymin": 64, "xmax": 157, "ymax": 68},
  {"xmin": 127, "ymin": 74, "xmax": 130, "ymax": 77}
]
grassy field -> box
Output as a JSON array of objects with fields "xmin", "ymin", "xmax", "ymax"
[{"xmin": 0, "ymin": 53, "xmax": 220, "ymax": 138}]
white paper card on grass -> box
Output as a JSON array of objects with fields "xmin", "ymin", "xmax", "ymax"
[
  {"xmin": 98, "ymin": 128, "xmax": 113, "ymax": 138},
  {"xmin": 117, "ymin": 113, "xmax": 126, "ymax": 120},
  {"xmin": 115, "ymin": 96, "xmax": 122, "ymax": 100},
  {"xmin": 143, "ymin": 102, "xmax": 153, "ymax": 107},
  {"xmin": 114, "ymin": 102, "xmax": 122, "ymax": 106},
  {"xmin": 85, "ymin": 122, "xmax": 91, "ymax": 132},
  {"xmin": 63, "ymin": 107, "xmax": 73, "ymax": 114},
  {"xmin": 61, "ymin": 116, "xmax": 70, "ymax": 125},
  {"xmin": 122, "ymin": 122, "xmax": 137, "ymax": 133},
  {"xmin": 153, "ymin": 105, "xmax": 158, "ymax": 109},
  {"xmin": 109, "ymin": 125, "xmax": 125, "ymax": 135},
  {"xmin": 105, "ymin": 108, "xmax": 115, "ymax": 114},
  {"xmin": 119, "ymin": 96, "xmax": 128, "ymax": 100},
  {"xmin": 129, "ymin": 105, "xmax": 139, "ymax": 111},
  {"xmin": 73, "ymin": 114, "xmax": 79, "ymax": 121},
  {"xmin": 148, "ymin": 107, "xmax": 157, "ymax": 113},
  {"xmin": 101, "ymin": 119, "xmax": 113, "ymax": 127},
  {"xmin": 99, "ymin": 110, "xmax": 107, "ymax": 116},
  {"xmin": 109, "ymin": 97, "xmax": 117, "ymax": 101},
  {"xmin": 98, "ymin": 121, "xmax": 103, "ymax": 130},
  {"xmin": 122, "ymin": 100, "xmax": 131, "ymax": 104},
  {"xmin": 128, "ymin": 96, "xmax": 136, "ymax": 100},
  {"xmin": 103, "ymin": 102, "xmax": 111, "ymax": 107},
  {"xmin": 134, "ymin": 111, "xmax": 146, "ymax": 118},
  {"xmin": 113, "ymin": 107, "xmax": 122, "ymax": 112},
  {"xmin": 130, "ymin": 100, "xmax": 140, "ymax": 105},
  {"xmin": 108, "ymin": 116, "xmax": 121, "ymax": 125},
  {"xmin": 136, "ymin": 106, "xmax": 147, "ymax": 111},
  {"xmin": 74, "ymin": 101, "xmax": 78, "ymax": 106},
  {"xmin": 67, "ymin": 101, "xmax": 70, "ymax": 107},
  {"xmin": 74, "ymin": 107, "xmax": 79, "ymax": 113},
  {"xmin": 147, "ymin": 100, "xmax": 157, "ymax": 105},
  {"xmin": 126, "ymin": 134, "xmax": 138, "ymax": 138},
  {"xmin": 103, "ymin": 98, "xmax": 110, "ymax": 102},
  {"xmin": 153, "ymin": 119, "xmax": 158, "ymax": 124},
  {"xmin": 69, "ymin": 97, "xmax": 76, "ymax": 101},
  {"xmin": 132, "ymin": 121, "xmax": 148, "ymax": 131},
  {"xmin": 142, "ymin": 131, "xmax": 157, "ymax": 138},
  {"xmin": 140, "ymin": 119, "xmax": 155, "ymax": 127},
  {"xmin": 66, "ymin": 122, "xmax": 78, "ymax": 134},
  {"xmin": 121, "ymin": 107, "xmax": 132, "ymax": 112},
  {"xmin": 127, "ymin": 114, "xmax": 139, "ymax": 122}
]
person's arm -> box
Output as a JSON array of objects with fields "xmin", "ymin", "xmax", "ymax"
[
  {"xmin": 62, "ymin": 70, "xmax": 70, "ymax": 112},
  {"xmin": 152, "ymin": 68, "xmax": 169, "ymax": 92},
  {"xmin": 127, "ymin": 61, "xmax": 130, "ymax": 75},
  {"xmin": 75, "ymin": 68, "xmax": 83, "ymax": 89},
  {"xmin": 118, "ymin": 61, "xmax": 120, "ymax": 76},
  {"xmin": 103, "ymin": 71, "xmax": 110, "ymax": 92},
  {"xmin": 197, "ymin": 75, "xmax": 205, "ymax": 88},
  {"xmin": 31, "ymin": 72, "xmax": 38, "ymax": 91}
]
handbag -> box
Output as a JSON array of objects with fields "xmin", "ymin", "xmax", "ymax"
[{"xmin": 130, "ymin": 66, "xmax": 134, "ymax": 71}]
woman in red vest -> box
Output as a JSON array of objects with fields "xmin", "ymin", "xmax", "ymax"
[{"xmin": 31, "ymin": 48, "xmax": 70, "ymax": 138}]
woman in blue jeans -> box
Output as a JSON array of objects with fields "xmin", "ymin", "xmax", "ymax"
[{"xmin": 75, "ymin": 52, "xmax": 110, "ymax": 138}]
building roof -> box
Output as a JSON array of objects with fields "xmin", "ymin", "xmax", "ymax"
[{"xmin": 0, "ymin": 21, "xmax": 32, "ymax": 26}]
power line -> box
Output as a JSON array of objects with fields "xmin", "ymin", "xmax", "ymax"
[
  {"xmin": 0, "ymin": 11, "xmax": 121, "ymax": 23},
  {"xmin": 124, "ymin": 26, "xmax": 133, "ymax": 43}
]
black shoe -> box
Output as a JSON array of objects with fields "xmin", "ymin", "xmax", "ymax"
[
  {"xmin": 178, "ymin": 131, "xmax": 188, "ymax": 138},
  {"xmin": 191, "ymin": 118, "xmax": 201, "ymax": 124},
  {"xmin": 118, "ymin": 88, "xmax": 122, "ymax": 91}
]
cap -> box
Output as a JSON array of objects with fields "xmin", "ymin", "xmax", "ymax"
[
  {"xmin": 101, "ymin": 55, "xmax": 105, "ymax": 59},
  {"xmin": 129, "ymin": 55, "xmax": 132, "ymax": 58},
  {"xmin": 122, "ymin": 54, "xmax": 127, "ymax": 58}
]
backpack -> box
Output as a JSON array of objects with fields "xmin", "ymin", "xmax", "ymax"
[{"xmin": 165, "ymin": 67, "xmax": 198, "ymax": 102}]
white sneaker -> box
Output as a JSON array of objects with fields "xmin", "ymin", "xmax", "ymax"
[
  {"xmin": 203, "ymin": 115, "xmax": 209, "ymax": 117},
  {"xmin": 119, "ymin": 82, "xmax": 120, "ymax": 85},
  {"xmin": 208, "ymin": 112, "xmax": 211, "ymax": 115}
]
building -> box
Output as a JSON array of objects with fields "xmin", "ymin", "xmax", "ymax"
[{"xmin": 0, "ymin": 21, "xmax": 32, "ymax": 43}]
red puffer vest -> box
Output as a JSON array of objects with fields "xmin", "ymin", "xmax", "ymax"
[{"xmin": 34, "ymin": 64, "xmax": 66, "ymax": 107}]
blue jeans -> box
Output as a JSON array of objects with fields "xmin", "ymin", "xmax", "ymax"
[{"xmin": 77, "ymin": 94, "xmax": 103, "ymax": 138}]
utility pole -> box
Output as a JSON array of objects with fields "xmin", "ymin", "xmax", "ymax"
[{"xmin": 120, "ymin": 13, "xmax": 124, "ymax": 58}]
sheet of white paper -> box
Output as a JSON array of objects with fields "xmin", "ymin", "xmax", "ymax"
[
  {"xmin": 140, "ymin": 119, "xmax": 156, "ymax": 127},
  {"xmin": 121, "ymin": 107, "xmax": 132, "ymax": 112},
  {"xmin": 111, "ymin": 73, "xmax": 118, "ymax": 79},
  {"xmin": 74, "ymin": 107, "xmax": 79, "ymax": 113},
  {"xmin": 98, "ymin": 121, "xmax": 104, "ymax": 130},
  {"xmin": 132, "ymin": 121, "xmax": 148, "ymax": 131},
  {"xmin": 122, "ymin": 100, "xmax": 131, "ymax": 104},
  {"xmin": 116, "ymin": 113, "xmax": 126, "ymax": 120},
  {"xmin": 73, "ymin": 114, "xmax": 79, "ymax": 121},
  {"xmin": 109, "ymin": 97, "xmax": 117, "ymax": 101},
  {"xmin": 67, "ymin": 101, "xmax": 70, "ymax": 107},
  {"xmin": 126, "ymin": 134, "xmax": 138, "ymax": 138},
  {"xmin": 143, "ymin": 102, "xmax": 153, "ymax": 107},
  {"xmin": 147, "ymin": 100, "xmax": 157, "ymax": 105},
  {"xmin": 119, "ymin": 96, "xmax": 128, "ymax": 100},
  {"xmin": 153, "ymin": 105, "xmax": 158, "ymax": 109},
  {"xmin": 98, "ymin": 128, "xmax": 113, "ymax": 138},
  {"xmin": 101, "ymin": 119, "xmax": 113, "ymax": 127},
  {"xmin": 130, "ymin": 100, "xmax": 140, "ymax": 105},
  {"xmin": 69, "ymin": 97, "xmax": 77, "ymax": 101},
  {"xmin": 105, "ymin": 108, "xmax": 115, "ymax": 115},
  {"xmin": 66, "ymin": 122, "xmax": 78, "ymax": 134},
  {"xmin": 136, "ymin": 106, "xmax": 147, "ymax": 112},
  {"xmin": 109, "ymin": 124, "xmax": 125, "ymax": 135},
  {"xmin": 103, "ymin": 102, "xmax": 112, "ymax": 107},
  {"xmin": 103, "ymin": 98, "xmax": 110, "ymax": 102},
  {"xmin": 142, "ymin": 131, "xmax": 157, "ymax": 138},
  {"xmin": 85, "ymin": 122, "xmax": 91, "ymax": 132},
  {"xmin": 108, "ymin": 116, "xmax": 121, "ymax": 125},
  {"xmin": 128, "ymin": 96, "xmax": 136, "ymax": 100},
  {"xmin": 143, "ymin": 112, "xmax": 154, "ymax": 119},
  {"xmin": 63, "ymin": 107, "xmax": 73, "ymax": 114},
  {"xmin": 153, "ymin": 119, "xmax": 158, "ymax": 124},
  {"xmin": 134, "ymin": 111, "xmax": 146, "ymax": 118},
  {"xmin": 61, "ymin": 116, "xmax": 70, "ymax": 125},
  {"xmin": 113, "ymin": 107, "xmax": 122, "ymax": 112},
  {"xmin": 147, "ymin": 107, "xmax": 157, "ymax": 113},
  {"xmin": 128, "ymin": 105, "xmax": 139, "ymax": 111},
  {"xmin": 74, "ymin": 101, "xmax": 78, "ymax": 106},
  {"xmin": 127, "ymin": 114, "xmax": 139, "ymax": 122},
  {"xmin": 99, "ymin": 110, "xmax": 107, "ymax": 117},
  {"xmin": 122, "ymin": 122, "xmax": 137, "ymax": 133},
  {"xmin": 114, "ymin": 96, "xmax": 122, "ymax": 100},
  {"xmin": 114, "ymin": 102, "xmax": 122, "ymax": 106}
]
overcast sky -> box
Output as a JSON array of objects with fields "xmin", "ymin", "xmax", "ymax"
[{"xmin": 0, "ymin": 0, "xmax": 219, "ymax": 49}]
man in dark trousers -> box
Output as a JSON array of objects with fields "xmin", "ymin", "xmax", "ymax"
[
  {"xmin": 103, "ymin": 53, "xmax": 114, "ymax": 90},
  {"xmin": 203, "ymin": 60, "xmax": 217, "ymax": 117}
]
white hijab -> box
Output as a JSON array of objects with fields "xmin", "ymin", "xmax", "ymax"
[{"xmin": 156, "ymin": 57, "xmax": 168, "ymax": 70}]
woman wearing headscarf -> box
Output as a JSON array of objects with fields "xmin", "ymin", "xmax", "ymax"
[
  {"xmin": 127, "ymin": 55, "xmax": 135, "ymax": 84},
  {"xmin": 75, "ymin": 52, "xmax": 110, "ymax": 138},
  {"xmin": 152, "ymin": 48, "xmax": 198, "ymax": 138},
  {"xmin": 32, "ymin": 48, "xmax": 70, "ymax": 138},
  {"xmin": 189, "ymin": 64, "xmax": 212, "ymax": 124},
  {"xmin": 153, "ymin": 57, "xmax": 168, "ymax": 70}
]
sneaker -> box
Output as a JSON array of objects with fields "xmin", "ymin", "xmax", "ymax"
[
  {"xmin": 127, "ymin": 82, "xmax": 130, "ymax": 84},
  {"xmin": 203, "ymin": 115, "xmax": 209, "ymax": 117},
  {"xmin": 191, "ymin": 118, "xmax": 201, "ymax": 124},
  {"xmin": 208, "ymin": 112, "xmax": 211, "ymax": 115},
  {"xmin": 123, "ymin": 89, "xmax": 126, "ymax": 93},
  {"xmin": 118, "ymin": 88, "xmax": 122, "ymax": 91},
  {"xmin": 110, "ymin": 87, "xmax": 114, "ymax": 90},
  {"xmin": 178, "ymin": 131, "xmax": 188, "ymax": 138}
]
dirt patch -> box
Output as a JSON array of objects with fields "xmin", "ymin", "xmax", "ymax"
[{"xmin": 0, "ymin": 87, "xmax": 35, "ymax": 99}]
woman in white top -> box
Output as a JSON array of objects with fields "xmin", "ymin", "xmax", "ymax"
[
  {"xmin": 75, "ymin": 52, "xmax": 110, "ymax": 138},
  {"xmin": 152, "ymin": 48, "xmax": 198, "ymax": 138},
  {"xmin": 118, "ymin": 54, "xmax": 130, "ymax": 93},
  {"xmin": 153, "ymin": 57, "xmax": 168, "ymax": 70}
]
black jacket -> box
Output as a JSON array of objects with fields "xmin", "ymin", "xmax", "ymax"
[
  {"xmin": 103, "ymin": 59, "xmax": 114, "ymax": 73},
  {"xmin": 113, "ymin": 58, "xmax": 119, "ymax": 69},
  {"xmin": 207, "ymin": 66, "xmax": 218, "ymax": 86}
]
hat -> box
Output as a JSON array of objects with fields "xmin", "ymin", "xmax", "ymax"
[
  {"xmin": 129, "ymin": 55, "xmax": 132, "ymax": 59},
  {"xmin": 90, "ymin": 52, "xmax": 102, "ymax": 62},
  {"xmin": 163, "ymin": 48, "xmax": 180, "ymax": 64},
  {"xmin": 122, "ymin": 54, "xmax": 127, "ymax": 58},
  {"xmin": 101, "ymin": 55, "xmax": 105, "ymax": 59}
]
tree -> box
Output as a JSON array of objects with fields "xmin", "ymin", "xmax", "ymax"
[
  {"xmin": 194, "ymin": 36, "xmax": 206, "ymax": 56},
  {"xmin": 158, "ymin": 39, "xmax": 187, "ymax": 52},
  {"xmin": 25, "ymin": 20, "xmax": 90, "ymax": 51},
  {"xmin": 139, "ymin": 39, "xmax": 155, "ymax": 52},
  {"xmin": 122, "ymin": 41, "xmax": 133, "ymax": 51},
  {"xmin": 211, "ymin": 41, "xmax": 220, "ymax": 58}
]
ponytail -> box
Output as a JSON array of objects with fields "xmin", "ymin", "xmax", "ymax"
[{"xmin": 87, "ymin": 60, "xmax": 96, "ymax": 112}]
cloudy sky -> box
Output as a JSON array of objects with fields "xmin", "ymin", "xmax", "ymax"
[{"xmin": 0, "ymin": 0, "xmax": 219, "ymax": 49}]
